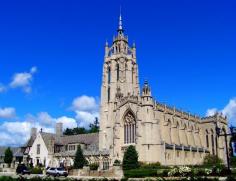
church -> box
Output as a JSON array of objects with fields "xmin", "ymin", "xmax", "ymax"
[
  {"xmin": 98, "ymin": 14, "xmax": 228, "ymax": 166},
  {"xmin": 21, "ymin": 14, "xmax": 228, "ymax": 169}
]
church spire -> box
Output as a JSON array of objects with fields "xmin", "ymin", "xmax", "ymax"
[{"xmin": 117, "ymin": 7, "xmax": 124, "ymax": 35}]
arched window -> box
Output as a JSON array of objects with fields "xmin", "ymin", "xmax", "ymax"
[
  {"xmin": 108, "ymin": 67, "xmax": 111, "ymax": 84},
  {"xmin": 206, "ymin": 130, "xmax": 209, "ymax": 148},
  {"xmin": 116, "ymin": 63, "xmax": 119, "ymax": 81},
  {"xmin": 124, "ymin": 112, "xmax": 136, "ymax": 144}
]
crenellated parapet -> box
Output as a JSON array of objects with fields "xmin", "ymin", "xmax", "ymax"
[
  {"xmin": 201, "ymin": 113, "xmax": 227, "ymax": 124},
  {"xmin": 155, "ymin": 101, "xmax": 201, "ymax": 122}
]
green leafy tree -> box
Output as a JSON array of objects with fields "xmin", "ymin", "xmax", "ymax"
[
  {"xmin": 122, "ymin": 145, "xmax": 139, "ymax": 170},
  {"xmin": 89, "ymin": 117, "xmax": 99, "ymax": 133},
  {"xmin": 4, "ymin": 147, "xmax": 13, "ymax": 167},
  {"xmin": 73, "ymin": 145, "xmax": 87, "ymax": 169}
]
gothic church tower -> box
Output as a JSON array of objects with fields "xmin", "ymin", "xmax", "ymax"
[{"xmin": 99, "ymin": 14, "xmax": 140, "ymax": 154}]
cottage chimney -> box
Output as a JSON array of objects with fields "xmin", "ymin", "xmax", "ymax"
[
  {"xmin": 56, "ymin": 122, "xmax": 63, "ymax": 137},
  {"xmin": 30, "ymin": 127, "xmax": 37, "ymax": 138}
]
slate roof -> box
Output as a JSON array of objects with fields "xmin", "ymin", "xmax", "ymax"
[
  {"xmin": 39, "ymin": 132, "xmax": 100, "ymax": 156},
  {"xmin": 61, "ymin": 133, "xmax": 99, "ymax": 145},
  {"xmin": 23, "ymin": 137, "xmax": 35, "ymax": 147}
]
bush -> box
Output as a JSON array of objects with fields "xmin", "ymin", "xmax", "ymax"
[
  {"xmin": 31, "ymin": 167, "xmax": 43, "ymax": 174},
  {"xmin": 231, "ymin": 157, "xmax": 236, "ymax": 168},
  {"xmin": 124, "ymin": 168, "xmax": 157, "ymax": 178},
  {"xmin": 202, "ymin": 155, "xmax": 223, "ymax": 167},
  {"xmin": 122, "ymin": 145, "xmax": 139, "ymax": 170},
  {"xmin": 89, "ymin": 163, "xmax": 99, "ymax": 170},
  {"xmin": 139, "ymin": 162, "xmax": 161, "ymax": 169}
]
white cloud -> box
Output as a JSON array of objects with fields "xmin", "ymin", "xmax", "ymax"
[
  {"xmin": 37, "ymin": 112, "xmax": 54, "ymax": 126},
  {"xmin": 56, "ymin": 116, "xmax": 77, "ymax": 129},
  {"xmin": 0, "ymin": 107, "xmax": 16, "ymax": 118},
  {"xmin": 10, "ymin": 66, "xmax": 37, "ymax": 93},
  {"xmin": 222, "ymin": 98, "xmax": 236, "ymax": 125},
  {"xmin": 206, "ymin": 108, "xmax": 218, "ymax": 117},
  {"xmin": 206, "ymin": 98, "xmax": 236, "ymax": 125},
  {"xmin": 71, "ymin": 95, "xmax": 99, "ymax": 128},
  {"xmin": 72, "ymin": 95, "xmax": 98, "ymax": 112},
  {"xmin": 0, "ymin": 112, "xmax": 77, "ymax": 146},
  {"xmin": 0, "ymin": 121, "xmax": 31, "ymax": 146}
]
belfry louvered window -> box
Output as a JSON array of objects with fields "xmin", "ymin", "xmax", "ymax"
[{"xmin": 124, "ymin": 112, "xmax": 136, "ymax": 144}]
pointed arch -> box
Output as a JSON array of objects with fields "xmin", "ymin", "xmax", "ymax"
[{"xmin": 123, "ymin": 109, "xmax": 136, "ymax": 144}]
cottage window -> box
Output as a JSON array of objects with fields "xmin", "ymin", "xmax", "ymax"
[{"xmin": 37, "ymin": 144, "xmax": 40, "ymax": 155}]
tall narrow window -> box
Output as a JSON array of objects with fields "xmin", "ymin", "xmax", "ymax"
[
  {"xmin": 37, "ymin": 144, "xmax": 40, "ymax": 154},
  {"xmin": 108, "ymin": 67, "xmax": 111, "ymax": 84},
  {"xmin": 116, "ymin": 63, "xmax": 119, "ymax": 81},
  {"xmin": 124, "ymin": 112, "xmax": 136, "ymax": 144},
  {"xmin": 132, "ymin": 67, "xmax": 134, "ymax": 83},
  {"xmin": 108, "ymin": 87, "xmax": 110, "ymax": 102},
  {"xmin": 211, "ymin": 130, "xmax": 215, "ymax": 155},
  {"xmin": 206, "ymin": 130, "xmax": 209, "ymax": 148}
]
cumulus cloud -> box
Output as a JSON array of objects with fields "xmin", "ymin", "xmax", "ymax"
[
  {"xmin": 10, "ymin": 66, "xmax": 37, "ymax": 93},
  {"xmin": 206, "ymin": 98, "xmax": 236, "ymax": 125},
  {"xmin": 0, "ymin": 121, "xmax": 31, "ymax": 146},
  {"xmin": 56, "ymin": 116, "xmax": 77, "ymax": 129},
  {"xmin": 0, "ymin": 107, "xmax": 16, "ymax": 118},
  {"xmin": 72, "ymin": 95, "xmax": 98, "ymax": 112},
  {"xmin": 0, "ymin": 111, "xmax": 77, "ymax": 146},
  {"xmin": 206, "ymin": 108, "xmax": 218, "ymax": 117},
  {"xmin": 71, "ymin": 95, "xmax": 99, "ymax": 128}
]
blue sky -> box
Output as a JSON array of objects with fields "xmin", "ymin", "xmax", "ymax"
[{"xmin": 0, "ymin": 0, "xmax": 235, "ymax": 146}]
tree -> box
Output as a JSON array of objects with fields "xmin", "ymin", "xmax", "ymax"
[
  {"xmin": 73, "ymin": 145, "xmax": 87, "ymax": 169},
  {"xmin": 122, "ymin": 145, "xmax": 139, "ymax": 170},
  {"xmin": 89, "ymin": 117, "xmax": 99, "ymax": 133},
  {"xmin": 4, "ymin": 147, "xmax": 13, "ymax": 167}
]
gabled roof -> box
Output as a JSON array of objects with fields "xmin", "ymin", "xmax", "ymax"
[
  {"xmin": 61, "ymin": 132, "xmax": 99, "ymax": 145},
  {"xmin": 39, "ymin": 132, "xmax": 99, "ymax": 154}
]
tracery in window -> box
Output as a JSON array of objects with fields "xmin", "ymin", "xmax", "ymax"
[{"xmin": 124, "ymin": 112, "xmax": 136, "ymax": 144}]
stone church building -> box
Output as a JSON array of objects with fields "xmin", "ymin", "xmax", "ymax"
[
  {"xmin": 21, "ymin": 15, "xmax": 228, "ymax": 168},
  {"xmin": 98, "ymin": 14, "xmax": 228, "ymax": 166}
]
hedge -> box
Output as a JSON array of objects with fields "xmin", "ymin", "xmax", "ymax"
[{"xmin": 124, "ymin": 168, "xmax": 158, "ymax": 178}]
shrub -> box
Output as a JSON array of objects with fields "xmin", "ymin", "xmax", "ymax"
[
  {"xmin": 122, "ymin": 145, "xmax": 139, "ymax": 170},
  {"xmin": 31, "ymin": 167, "xmax": 43, "ymax": 174},
  {"xmin": 89, "ymin": 163, "xmax": 99, "ymax": 170},
  {"xmin": 231, "ymin": 157, "xmax": 236, "ymax": 168},
  {"xmin": 124, "ymin": 168, "xmax": 157, "ymax": 178},
  {"xmin": 202, "ymin": 155, "xmax": 223, "ymax": 167},
  {"xmin": 139, "ymin": 162, "xmax": 161, "ymax": 169}
]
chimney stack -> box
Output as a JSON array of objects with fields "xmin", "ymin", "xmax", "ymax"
[
  {"xmin": 31, "ymin": 127, "xmax": 37, "ymax": 138},
  {"xmin": 56, "ymin": 122, "xmax": 63, "ymax": 137}
]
